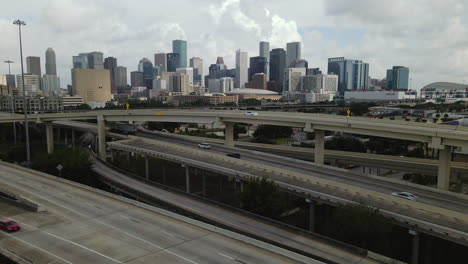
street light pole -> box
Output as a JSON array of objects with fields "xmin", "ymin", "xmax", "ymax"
[
  {"xmin": 13, "ymin": 19, "xmax": 30, "ymax": 165},
  {"xmin": 4, "ymin": 60, "xmax": 17, "ymax": 145}
]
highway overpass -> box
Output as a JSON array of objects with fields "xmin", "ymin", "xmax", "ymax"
[
  {"xmin": 0, "ymin": 161, "xmax": 321, "ymax": 264},
  {"xmin": 1, "ymin": 109, "xmax": 467, "ymax": 190}
]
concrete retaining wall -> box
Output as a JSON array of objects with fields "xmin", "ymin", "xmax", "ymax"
[{"xmin": 0, "ymin": 189, "xmax": 46, "ymax": 212}]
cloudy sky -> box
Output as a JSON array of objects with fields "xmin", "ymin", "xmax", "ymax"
[{"xmin": 1, "ymin": 0, "xmax": 467, "ymax": 89}]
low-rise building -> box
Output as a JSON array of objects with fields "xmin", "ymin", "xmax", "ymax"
[
  {"xmin": 0, "ymin": 95, "xmax": 64, "ymax": 112},
  {"xmin": 344, "ymin": 90, "xmax": 418, "ymax": 101},
  {"xmin": 167, "ymin": 94, "xmax": 238, "ymax": 106},
  {"xmin": 62, "ymin": 95, "xmax": 83, "ymax": 108}
]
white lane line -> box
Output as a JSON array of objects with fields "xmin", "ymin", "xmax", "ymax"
[
  {"xmin": 217, "ymin": 252, "xmax": 235, "ymax": 260},
  {"xmin": 162, "ymin": 231, "xmax": 175, "ymax": 237},
  {"xmin": 10, "ymin": 218, "xmax": 122, "ymax": 264},
  {"xmin": 1, "ymin": 232, "xmax": 73, "ymax": 264},
  {"xmin": 166, "ymin": 249, "xmax": 200, "ymax": 264}
]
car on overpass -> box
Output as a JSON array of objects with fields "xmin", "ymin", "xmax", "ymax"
[
  {"xmin": 198, "ymin": 142, "xmax": 211, "ymax": 149},
  {"xmin": 391, "ymin": 192, "xmax": 417, "ymax": 201},
  {"xmin": 0, "ymin": 220, "xmax": 21, "ymax": 232},
  {"xmin": 244, "ymin": 111, "xmax": 258, "ymax": 116}
]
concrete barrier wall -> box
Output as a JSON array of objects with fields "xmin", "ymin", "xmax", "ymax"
[{"xmin": 0, "ymin": 189, "xmax": 46, "ymax": 212}]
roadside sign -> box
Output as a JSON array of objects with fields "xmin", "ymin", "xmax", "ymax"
[{"xmin": 346, "ymin": 109, "xmax": 351, "ymax": 117}]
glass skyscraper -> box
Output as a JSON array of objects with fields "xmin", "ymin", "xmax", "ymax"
[
  {"xmin": 327, "ymin": 57, "xmax": 369, "ymax": 95},
  {"xmin": 386, "ymin": 66, "xmax": 409, "ymax": 90},
  {"xmin": 172, "ymin": 40, "xmax": 187, "ymax": 68}
]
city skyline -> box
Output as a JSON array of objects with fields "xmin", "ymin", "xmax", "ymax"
[{"xmin": 1, "ymin": 0, "xmax": 467, "ymax": 89}]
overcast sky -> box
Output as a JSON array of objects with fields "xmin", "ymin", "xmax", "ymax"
[{"xmin": 1, "ymin": 0, "xmax": 467, "ymax": 89}]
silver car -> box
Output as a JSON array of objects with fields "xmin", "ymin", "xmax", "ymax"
[{"xmin": 391, "ymin": 192, "xmax": 417, "ymax": 200}]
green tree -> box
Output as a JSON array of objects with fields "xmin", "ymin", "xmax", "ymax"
[
  {"xmin": 325, "ymin": 136, "xmax": 366, "ymax": 153},
  {"xmin": 253, "ymin": 125, "xmax": 292, "ymax": 140},
  {"xmin": 240, "ymin": 177, "xmax": 287, "ymax": 219},
  {"xmin": 403, "ymin": 173, "xmax": 437, "ymax": 185},
  {"xmin": 75, "ymin": 104, "xmax": 91, "ymax": 110},
  {"xmin": 31, "ymin": 149, "xmax": 94, "ymax": 184},
  {"xmin": 147, "ymin": 122, "xmax": 180, "ymax": 132}
]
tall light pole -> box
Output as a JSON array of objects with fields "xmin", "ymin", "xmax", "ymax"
[
  {"xmin": 4, "ymin": 60, "xmax": 17, "ymax": 145},
  {"xmin": 13, "ymin": 19, "xmax": 30, "ymax": 165}
]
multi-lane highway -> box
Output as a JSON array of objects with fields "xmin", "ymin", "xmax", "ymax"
[{"xmin": 0, "ymin": 162, "xmax": 319, "ymax": 264}]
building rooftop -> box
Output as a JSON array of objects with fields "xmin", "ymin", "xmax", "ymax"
[
  {"xmin": 421, "ymin": 82, "xmax": 468, "ymax": 91},
  {"xmin": 225, "ymin": 88, "xmax": 278, "ymax": 95}
]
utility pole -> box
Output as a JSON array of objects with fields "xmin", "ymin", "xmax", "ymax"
[
  {"xmin": 13, "ymin": 19, "xmax": 30, "ymax": 165},
  {"xmin": 4, "ymin": 60, "xmax": 17, "ymax": 145}
]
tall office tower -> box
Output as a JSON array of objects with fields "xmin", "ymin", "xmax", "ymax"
[
  {"xmin": 327, "ymin": 57, "xmax": 369, "ymax": 95},
  {"xmin": 166, "ymin": 53, "xmax": 180, "ymax": 72},
  {"xmin": 16, "ymin": 74, "xmax": 41, "ymax": 94},
  {"xmin": 87, "ymin": 52, "xmax": 104, "ymax": 69},
  {"xmin": 41, "ymin": 75, "xmax": 61, "ymax": 95},
  {"xmin": 73, "ymin": 53, "xmax": 88, "ymax": 69},
  {"xmin": 172, "ymin": 40, "xmax": 187, "ymax": 67},
  {"xmin": 235, "ymin": 49, "xmax": 248, "ymax": 88},
  {"xmin": 259, "ymin": 41, "xmax": 270, "ymax": 58},
  {"xmin": 104, "ymin": 57, "xmax": 118, "ymax": 94},
  {"xmin": 45, "ymin": 48, "xmax": 57, "ymax": 75},
  {"xmin": 219, "ymin": 77, "xmax": 235, "ymax": 93},
  {"xmin": 71, "ymin": 68, "xmax": 111, "ymax": 104},
  {"xmin": 248, "ymin": 56, "xmax": 267, "ymax": 81},
  {"xmin": 130, "ymin": 71, "xmax": 145, "ymax": 87},
  {"xmin": 6, "ymin": 75, "xmax": 15, "ymax": 87},
  {"xmin": 190, "ymin": 57, "xmax": 203, "ymax": 86},
  {"xmin": 386, "ymin": 66, "xmax": 409, "ymax": 90},
  {"xmin": 138, "ymin": 58, "xmax": 155, "ymax": 79},
  {"xmin": 176, "ymin": 67, "xmax": 194, "ymax": 85},
  {"xmin": 168, "ymin": 73, "xmax": 191, "ymax": 94},
  {"xmin": 283, "ymin": 67, "xmax": 306, "ymax": 92},
  {"xmin": 301, "ymin": 74, "xmax": 338, "ymax": 95},
  {"xmin": 26, "ymin": 56, "xmax": 41, "ymax": 76},
  {"xmin": 154, "ymin": 53, "xmax": 167, "ymax": 72},
  {"xmin": 216, "ymin": 57, "xmax": 224, "ymax": 65},
  {"xmin": 286, "ymin": 42, "xmax": 301, "ymax": 67},
  {"xmin": 308, "ymin": 68, "xmax": 322, "ymax": 75},
  {"xmin": 114, "ymin": 66, "xmax": 127, "ymax": 92},
  {"xmin": 252, "ymin": 73, "xmax": 267, "ymax": 89},
  {"xmin": 270, "ymin": 48, "xmax": 286, "ymax": 90}
]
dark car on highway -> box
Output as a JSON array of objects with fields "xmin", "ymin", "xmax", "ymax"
[{"xmin": 0, "ymin": 220, "xmax": 21, "ymax": 232}]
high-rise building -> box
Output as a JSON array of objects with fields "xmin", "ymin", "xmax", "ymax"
[
  {"xmin": 308, "ymin": 68, "xmax": 322, "ymax": 75},
  {"xmin": 235, "ymin": 49, "xmax": 248, "ymax": 88},
  {"xmin": 190, "ymin": 57, "xmax": 203, "ymax": 86},
  {"xmin": 301, "ymin": 74, "xmax": 338, "ymax": 95},
  {"xmin": 71, "ymin": 68, "xmax": 111, "ymax": 105},
  {"xmin": 286, "ymin": 42, "xmax": 301, "ymax": 67},
  {"xmin": 42, "ymin": 75, "xmax": 61, "ymax": 95},
  {"xmin": 26, "ymin": 56, "xmax": 41, "ymax": 76},
  {"xmin": 220, "ymin": 77, "xmax": 235, "ymax": 93},
  {"xmin": 168, "ymin": 73, "xmax": 191, "ymax": 94},
  {"xmin": 154, "ymin": 53, "xmax": 167, "ymax": 72},
  {"xmin": 114, "ymin": 66, "xmax": 127, "ymax": 92},
  {"xmin": 259, "ymin": 41, "xmax": 270, "ymax": 58},
  {"xmin": 0, "ymin": 74, "xmax": 15, "ymax": 87},
  {"xmin": 16, "ymin": 74, "xmax": 41, "ymax": 95},
  {"xmin": 216, "ymin": 57, "xmax": 225, "ymax": 65},
  {"xmin": 252, "ymin": 73, "xmax": 267, "ymax": 89},
  {"xmin": 73, "ymin": 53, "xmax": 88, "ymax": 69},
  {"xmin": 386, "ymin": 66, "xmax": 409, "ymax": 90},
  {"xmin": 87, "ymin": 52, "xmax": 104, "ymax": 69},
  {"xmin": 249, "ymin": 56, "xmax": 267, "ymax": 81},
  {"xmin": 104, "ymin": 57, "xmax": 118, "ymax": 94},
  {"xmin": 172, "ymin": 40, "xmax": 187, "ymax": 67},
  {"xmin": 45, "ymin": 48, "xmax": 57, "ymax": 75},
  {"xmin": 327, "ymin": 57, "xmax": 369, "ymax": 95},
  {"xmin": 270, "ymin": 48, "xmax": 286, "ymax": 90},
  {"xmin": 283, "ymin": 67, "xmax": 306, "ymax": 92},
  {"xmin": 130, "ymin": 71, "xmax": 145, "ymax": 87},
  {"xmin": 176, "ymin": 67, "xmax": 194, "ymax": 85},
  {"xmin": 138, "ymin": 58, "xmax": 155, "ymax": 79},
  {"xmin": 166, "ymin": 53, "xmax": 180, "ymax": 72}
]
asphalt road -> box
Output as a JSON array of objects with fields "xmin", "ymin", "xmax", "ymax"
[
  {"xmin": 136, "ymin": 129, "xmax": 468, "ymax": 215},
  {"xmin": 0, "ymin": 163, "xmax": 315, "ymax": 264}
]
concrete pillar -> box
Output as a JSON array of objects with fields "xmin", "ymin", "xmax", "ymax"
[
  {"xmin": 409, "ymin": 230, "xmax": 420, "ymax": 264},
  {"xmin": 224, "ymin": 123, "xmax": 235, "ymax": 147},
  {"xmin": 202, "ymin": 171, "xmax": 206, "ymax": 197},
  {"xmin": 162, "ymin": 163, "xmax": 167, "ymax": 184},
  {"xmin": 56, "ymin": 127, "xmax": 61, "ymax": 143},
  {"xmin": 437, "ymin": 145, "xmax": 451, "ymax": 190},
  {"xmin": 308, "ymin": 200, "xmax": 316, "ymax": 232},
  {"xmin": 314, "ymin": 129, "xmax": 325, "ymax": 164},
  {"xmin": 110, "ymin": 149, "xmax": 114, "ymax": 163},
  {"xmin": 64, "ymin": 130, "xmax": 68, "ymax": 145},
  {"xmin": 95, "ymin": 135, "xmax": 99, "ymax": 153},
  {"xmin": 71, "ymin": 130, "xmax": 75, "ymax": 149},
  {"xmin": 185, "ymin": 165, "xmax": 190, "ymax": 193},
  {"xmin": 45, "ymin": 122, "xmax": 54, "ymax": 154},
  {"xmin": 144, "ymin": 156, "xmax": 149, "ymax": 180},
  {"xmin": 97, "ymin": 115, "xmax": 106, "ymax": 160}
]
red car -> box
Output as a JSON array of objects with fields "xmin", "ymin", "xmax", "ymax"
[{"xmin": 0, "ymin": 220, "xmax": 21, "ymax": 232}]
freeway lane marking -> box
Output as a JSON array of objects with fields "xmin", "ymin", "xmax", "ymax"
[
  {"xmin": 0, "ymin": 231, "xmax": 73, "ymax": 264},
  {"xmin": 10, "ymin": 219, "xmax": 122, "ymax": 264},
  {"xmin": 218, "ymin": 252, "xmax": 234, "ymax": 260},
  {"xmin": 166, "ymin": 249, "xmax": 200, "ymax": 264}
]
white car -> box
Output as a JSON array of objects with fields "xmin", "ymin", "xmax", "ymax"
[
  {"xmin": 198, "ymin": 142, "xmax": 211, "ymax": 149},
  {"xmin": 391, "ymin": 192, "xmax": 417, "ymax": 201},
  {"xmin": 244, "ymin": 111, "xmax": 258, "ymax": 116}
]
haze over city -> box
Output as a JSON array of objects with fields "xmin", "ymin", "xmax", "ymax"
[{"xmin": 1, "ymin": 0, "xmax": 468, "ymax": 88}]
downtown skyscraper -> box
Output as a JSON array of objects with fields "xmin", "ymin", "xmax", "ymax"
[
  {"xmin": 328, "ymin": 57, "xmax": 369, "ymax": 95},
  {"xmin": 26, "ymin": 56, "xmax": 41, "ymax": 76},
  {"xmin": 45, "ymin": 48, "xmax": 57, "ymax": 75},
  {"xmin": 235, "ymin": 49, "xmax": 248, "ymax": 88},
  {"xmin": 172, "ymin": 40, "xmax": 187, "ymax": 68},
  {"xmin": 286, "ymin": 42, "xmax": 301, "ymax": 67}
]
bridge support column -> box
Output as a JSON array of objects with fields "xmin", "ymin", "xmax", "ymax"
[
  {"xmin": 307, "ymin": 199, "xmax": 316, "ymax": 232},
  {"xmin": 64, "ymin": 130, "xmax": 68, "ymax": 145},
  {"xmin": 314, "ymin": 129, "xmax": 325, "ymax": 164},
  {"xmin": 71, "ymin": 130, "xmax": 75, "ymax": 149},
  {"xmin": 224, "ymin": 123, "xmax": 234, "ymax": 147},
  {"xmin": 144, "ymin": 156, "xmax": 149, "ymax": 180},
  {"xmin": 97, "ymin": 115, "xmax": 106, "ymax": 160},
  {"xmin": 184, "ymin": 165, "xmax": 190, "ymax": 193},
  {"xmin": 202, "ymin": 171, "xmax": 206, "ymax": 197},
  {"xmin": 162, "ymin": 163, "xmax": 167, "ymax": 184},
  {"xmin": 45, "ymin": 122, "xmax": 54, "ymax": 154},
  {"xmin": 409, "ymin": 230, "xmax": 420, "ymax": 264},
  {"xmin": 56, "ymin": 127, "xmax": 61, "ymax": 143},
  {"xmin": 437, "ymin": 146, "xmax": 451, "ymax": 190}
]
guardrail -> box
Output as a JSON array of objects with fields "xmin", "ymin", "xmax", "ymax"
[{"xmin": 0, "ymin": 188, "xmax": 46, "ymax": 212}]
